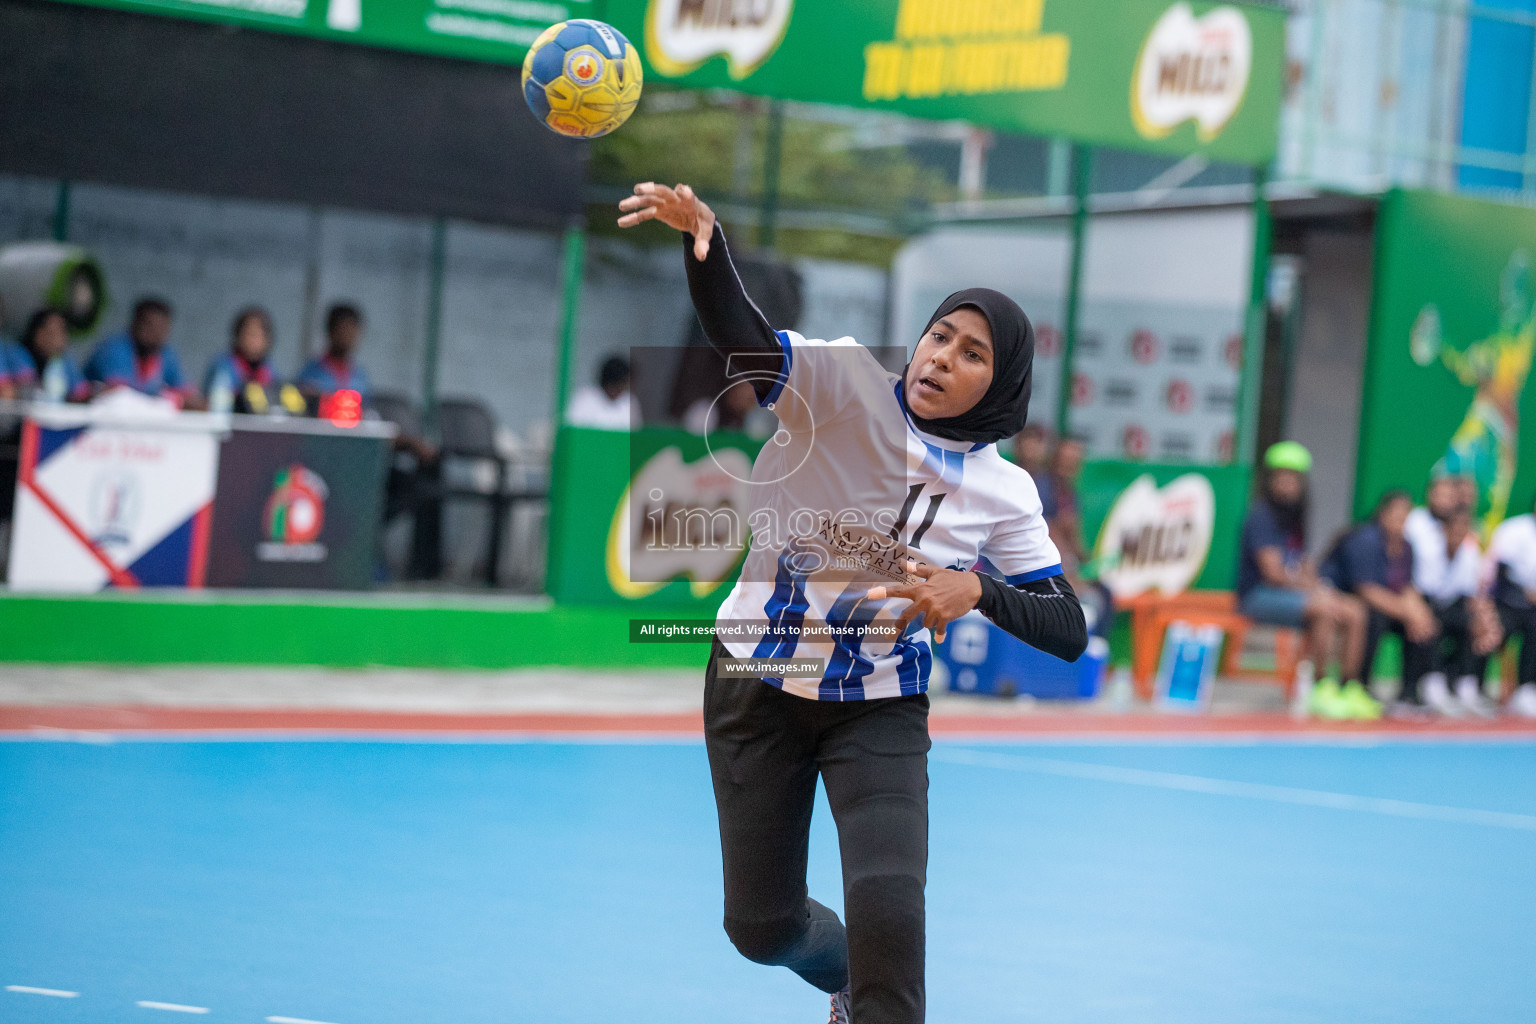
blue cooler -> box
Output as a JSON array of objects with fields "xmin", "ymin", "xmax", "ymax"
[{"xmin": 933, "ymin": 611, "xmax": 1107, "ymax": 700}]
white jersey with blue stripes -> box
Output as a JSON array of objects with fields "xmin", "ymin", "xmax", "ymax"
[{"xmin": 715, "ymin": 330, "xmax": 1062, "ymax": 701}]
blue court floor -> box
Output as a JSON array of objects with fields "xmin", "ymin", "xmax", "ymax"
[{"xmin": 1, "ymin": 737, "xmax": 1533, "ymax": 1024}]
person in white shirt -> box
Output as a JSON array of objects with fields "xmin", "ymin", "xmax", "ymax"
[
  {"xmin": 1405, "ymin": 476, "xmax": 1503, "ymax": 716},
  {"xmin": 565, "ymin": 354, "xmax": 634, "ymax": 430},
  {"xmin": 618, "ymin": 181, "xmax": 1086, "ymax": 1024},
  {"xmin": 1486, "ymin": 493, "xmax": 1536, "ymax": 717}
]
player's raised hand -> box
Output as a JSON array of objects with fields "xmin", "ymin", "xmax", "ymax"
[
  {"xmin": 866, "ymin": 560, "xmax": 983, "ymax": 644},
  {"xmin": 617, "ymin": 183, "xmax": 716, "ymax": 261}
]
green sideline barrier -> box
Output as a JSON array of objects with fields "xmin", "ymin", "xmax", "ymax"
[
  {"xmin": 548, "ymin": 424, "xmax": 1251, "ymax": 607},
  {"xmin": 0, "ymin": 593, "xmax": 708, "ymax": 670},
  {"xmin": 1079, "ymin": 460, "xmax": 1250, "ymax": 592},
  {"xmin": 546, "ymin": 425, "xmax": 763, "ymax": 610},
  {"xmin": 1, "ymin": 437, "xmax": 1248, "ymax": 669}
]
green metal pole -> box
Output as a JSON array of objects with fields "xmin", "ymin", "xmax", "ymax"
[
  {"xmin": 421, "ymin": 217, "xmax": 447, "ymax": 433},
  {"xmin": 52, "ymin": 180, "xmax": 71, "ymax": 242},
  {"xmin": 551, "ymin": 218, "xmax": 587, "ymax": 431},
  {"xmin": 1234, "ymin": 163, "xmax": 1274, "ymax": 466},
  {"xmin": 1055, "ymin": 145, "xmax": 1092, "ymax": 438},
  {"xmin": 759, "ymin": 101, "xmax": 785, "ymax": 249},
  {"xmin": 543, "ymin": 218, "xmax": 588, "ymax": 600}
]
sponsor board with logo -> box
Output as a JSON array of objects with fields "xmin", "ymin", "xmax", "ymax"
[
  {"xmin": 1067, "ymin": 206, "xmax": 1251, "ymax": 463},
  {"xmin": 56, "ymin": 0, "xmax": 1279, "ymax": 162},
  {"xmin": 613, "ymin": 0, "xmax": 1283, "ymax": 163},
  {"xmin": 1071, "ymin": 304, "xmax": 1243, "ymax": 463},
  {"xmin": 1079, "ymin": 460, "xmax": 1249, "ymax": 597},
  {"xmin": 205, "ymin": 421, "xmax": 390, "ymax": 589},
  {"xmin": 8, "ymin": 406, "xmax": 219, "ymax": 592},
  {"xmin": 547, "ymin": 426, "xmax": 765, "ymax": 607},
  {"xmin": 548, "ymin": 425, "xmax": 1251, "ymax": 606}
]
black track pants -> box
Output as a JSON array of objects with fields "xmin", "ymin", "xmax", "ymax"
[
  {"xmin": 1498, "ymin": 603, "xmax": 1536, "ymax": 684},
  {"xmin": 703, "ymin": 640, "xmax": 930, "ymax": 1024}
]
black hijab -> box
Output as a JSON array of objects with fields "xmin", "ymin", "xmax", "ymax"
[{"xmin": 904, "ymin": 287, "xmax": 1035, "ymax": 444}]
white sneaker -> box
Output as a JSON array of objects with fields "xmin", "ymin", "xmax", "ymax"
[
  {"xmin": 1455, "ymin": 676, "xmax": 1498, "ymax": 719},
  {"xmin": 1509, "ymin": 682, "xmax": 1536, "ymax": 719},
  {"xmin": 1422, "ymin": 673, "xmax": 1464, "ymax": 717}
]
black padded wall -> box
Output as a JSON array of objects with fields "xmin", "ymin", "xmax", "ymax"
[{"xmin": 0, "ymin": 0, "xmax": 586, "ymax": 228}]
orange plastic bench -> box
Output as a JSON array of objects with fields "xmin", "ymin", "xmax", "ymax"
[{"xmin": 1127, "ymin": 590, "xmax": 1300, "ymax": 702}]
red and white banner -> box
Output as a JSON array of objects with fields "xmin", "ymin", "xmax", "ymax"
[{"xmin": 8, "ymin": 406, "xmax": 219, "ymax": 592}]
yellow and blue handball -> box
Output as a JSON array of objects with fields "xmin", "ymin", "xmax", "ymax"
[{"xmin": 522, "ymin": 19, "xmax": 642, "ymax": 139}]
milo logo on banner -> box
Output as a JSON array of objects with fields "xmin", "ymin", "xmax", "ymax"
[
  {"xmin": 646, "ymin": 0, "xmax": 794, "ymax": 78},
  {"xmin": 1132, "ymin": 2, "xmax": 1252, "ymax": 142},
  {"xmin": 607, "ymin": 446, "xmax": 753, "ymax": 598},
  {"xmin": 1093, "ymin": 472, "xmax": 1215, "ymax": 599}
]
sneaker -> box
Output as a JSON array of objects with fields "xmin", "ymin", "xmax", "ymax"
[
  {"xmin": 1387, "ymin": 698, "xmax": 1433, "ymax": 722},
  {"xmin": 828, "ymin": 987, "xmax": 851, "ymax": 1024},
  {"xmin": 1510, "ymin": 682, "xmax": 1536, "ymax": 719},
  {"xmin": 1455, "ymin": 676, "xmax": 1498, "ymax": 719},
  {"xmin": 1422, "ymin": 673, "xmax": 1464, "ymax": 718},
  {"xmin": 1308, "ymin": 677, "xmax": 1352, "ymax": 720},
  {"xmin": 1339, "ymin": 679, "xmax": 1383, "ymax": 721}
]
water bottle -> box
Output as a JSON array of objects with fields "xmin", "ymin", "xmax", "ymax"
[
  {"xmin": 40, "ymin": 359, "xmax": 67, "ymax": 403},
  {"xmin": 1291, "ymin": 659, "xmax": 1315, "ymax": 719}
]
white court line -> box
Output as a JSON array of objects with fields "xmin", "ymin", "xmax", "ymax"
[
  {"xmin": 268, "ymin": 1017, "xmax": 340, "ymax": 1024},
  {"xmin": 137, "ymin": 1001, "xmax": 210, "ymax": 1013},
  {"xmin": 6, "ymin": 985, "xmax": 79, "ymax": 997},
  {"xmin": 933, "ymin": 747, "xmax": 1536, "ymax": 831}
]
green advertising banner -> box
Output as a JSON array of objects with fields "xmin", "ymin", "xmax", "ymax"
[
  {"xmin": 55, "ymin": 0, "xmax": 1282, "ymax": 163},
  {"xmin": 1080, "ymin": 459, "xmax": 1250, "ymax": 596},
  {"xmin": 548, "ymin": 426, "xmax": 1249, "ymax": 608},
  {"xmin": 607, "ymin": 0, "xmax": 1285, "ymax": 165},
  {"xmin": 50, "ymin": 0, "xmax": 590, "ymax": 64},
  {"xmin": 1357, "ymin": 189, "xmax": 1536, "ymax": 531},
  {"xmin": 545, "ymin": 425, "xmax": 764, "ymax": 609}
]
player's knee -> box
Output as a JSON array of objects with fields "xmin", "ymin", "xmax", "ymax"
[
  {"xmin": 844, "ymin": 872, "xmax": 925, "ymax": 939},
  {"xmin": 723, "ymin": 914, "xmax": 806, "ymax": 966}
]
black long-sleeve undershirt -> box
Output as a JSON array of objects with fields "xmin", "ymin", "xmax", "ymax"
[
  {"xmin": 974, "ymin": 571, "xmax": 1090, "ymax": 663},
  {"xmin": 682, "ymin": 222, "xmax": 1089, "ymax": 663},
  {"xmin": 682, "ymin": 224, "xmax": 784, "ymax": 402}
]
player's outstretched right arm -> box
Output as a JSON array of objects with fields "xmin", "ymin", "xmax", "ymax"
[{"xmin": 618, "ymin": 183, "xmax": 781, "ymax": 387}]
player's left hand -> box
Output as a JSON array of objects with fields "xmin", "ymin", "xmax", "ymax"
[{"xmin": 866, "ymin": 560, "xmax": 983, "ymax": 644}]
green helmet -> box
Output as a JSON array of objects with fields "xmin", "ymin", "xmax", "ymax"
[{"xmin": 1263, "ymin": 440, "xmax": 1312, "ymax": 474}]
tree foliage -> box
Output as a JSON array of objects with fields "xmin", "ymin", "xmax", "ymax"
[{"xmin": 587, "ymin": 92, "xmax": 953, "ymax": 266}]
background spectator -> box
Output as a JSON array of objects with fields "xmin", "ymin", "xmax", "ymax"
[
  {"xmin": 1406, "ymin": 476, "xmax": 1503, "ymax": 716},
  {"xmin": 1486, "ymin": 492, "xmax": 1536, "ymax": 717},
  {"xmin": 1012, "ymin": 424, "xmax": 1055, "ymax": 515},
  {"xmin": 1237, "ymin": 441, "xmax": 1368, "ymax": 717},
  {"xmin": 297, "ymin": 303, "xmax": 371, "ymax": 402},
  {"xmin": 684, "ymin": 378, "xmax": 769, "ymax": 437},
  {"xmin": 1321, "ymin": 490, "xmax": 1438, "ymax": 718},
  {"xmin": 567, "ymin": 354, "xmax": 635, "ymax": 430},
  {"xmin": 84, "ymin": 297, "xmax": 195, "ymax": 406},
  {"xmin": 12, "ymin": 308, "xmax": 88, "ymax": 404},
  {"xmin": 1035, "ymin": 432, "xmax": 1114, "ymax": 639},
  {"xmin": 204, "ymin": 307, "xmax": 276, "ymax": 413},
  {"xmin": 1043, "ymin": 435, "xmax": 1087, "ymax": 564}
]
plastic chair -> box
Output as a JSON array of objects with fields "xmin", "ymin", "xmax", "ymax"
[
  {"xmin": 436, "ymin": 397, "xmax": 512, "ymax": 586},
  {"xmin": 1128, "ymin": 590, "xmax": 1300, "ymax": 702}
]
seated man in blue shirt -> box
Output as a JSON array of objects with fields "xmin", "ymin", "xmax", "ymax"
[
  {"xmin": 1321, "ymin": 490, "xmax": 1440, "ymax": 716},
  {"xmin": 84, "ymin": 297, "xmax": 195, "ymax": 406},
  {"xmin": 296, "ymin": 303, "xmax": 372, "ymax": 405}
]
